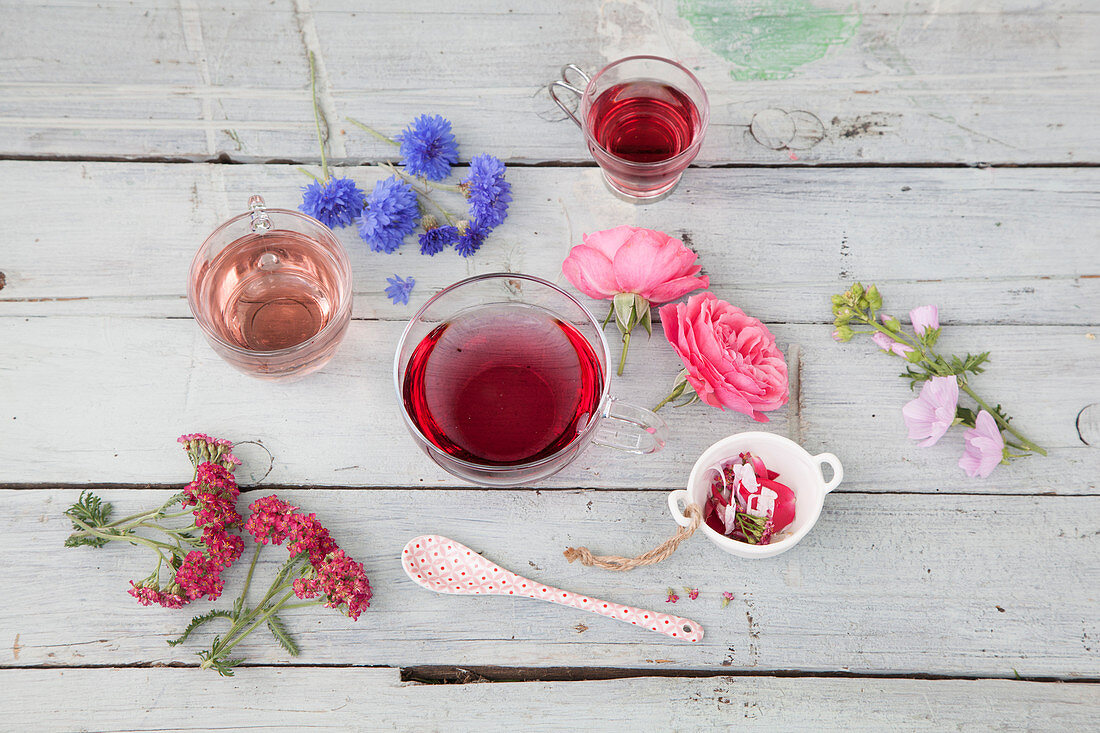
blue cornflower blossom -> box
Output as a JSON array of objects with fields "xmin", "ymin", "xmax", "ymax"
[
  {"xmin": 397, "ymin": 114, "xmax": 459, "ymax": 182},
  {"xmin": 455, "ymin": 219, "xmax": 491, "ymax": 258},
  {"xmin": 418, "ymin": 225, "xmax": 460, "ymax": 256},
  {"xmin": 299, "ymin": 176, "xmax": 365, "ymax": 229},
  {"xmin": 384, "ymin": 275, "xmax": 416, "ymax": 305},
  {"xmin": 357, "ymin": 177, "xmax": 420, "ymax": 253},
  {"xmin": 461, "ymin": 154, "xmax": 511, "ymax": 229}
]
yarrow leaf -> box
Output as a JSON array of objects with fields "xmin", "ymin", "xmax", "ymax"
[
  {"xmin": 64, "ymin": 491, "xmax": 114, "ymax": 548},
  {"xmin": 266, "ymin": 614, "xmax": 300, "ymax": 657},
  {"xmin": 167, "ymin": 609, "xmax": 236, "ymax": 647}
]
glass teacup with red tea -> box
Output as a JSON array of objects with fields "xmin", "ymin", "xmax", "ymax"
[
  {"xmin": 550, "ymin": 55, "xmax": 709, "ymax": 203},
  {"xmin": 394, "ymin": 273, "xmax": 668, "ymax": 486}
]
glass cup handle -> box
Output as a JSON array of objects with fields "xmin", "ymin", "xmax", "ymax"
[
  {"xmin": 548, "ymin": 63, "xmax": 591, "ymax": 129},
  {"xmin": 592, "ymin": 397, "xmax": 668, "ymax": 454}
]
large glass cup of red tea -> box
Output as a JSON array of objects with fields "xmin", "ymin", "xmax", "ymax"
[
  {"xmin": 394, "ymin": 273, "xmax": 668, "ymax": 486},
  {"xmin": 188, "ymin": 196, "xmax": 352, "ymax": 380},
  {"xmin": 550, "ymin": 55, "xmax": 709, "ymax": 203}
]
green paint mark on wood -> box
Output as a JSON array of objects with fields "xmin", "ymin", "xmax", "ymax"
[{"xmin": 678, "ymin": 0, "xmax": 861, "ymax": 80}]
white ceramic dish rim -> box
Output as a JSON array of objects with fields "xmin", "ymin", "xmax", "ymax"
[{"xmin": 668, "ymin": 431, "xmax": 843, "ymax": 558}]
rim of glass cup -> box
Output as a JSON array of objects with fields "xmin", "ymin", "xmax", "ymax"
[
  {"xmin": 579, "ymin": 54, "xmax": 710, "ymax": 170},
  {"xmin": 187, "ymin": 208, "xmax": 353, "ymax": 357},
  {"xmin": 392, "ymin": 273, "xmax": 614, "ymax": 475}
]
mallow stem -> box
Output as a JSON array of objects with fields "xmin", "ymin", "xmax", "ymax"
[
  {"xmin": 860, "ymin": 312, "xmax": 1046, "ymax": 456},
  {"xmin": 957, "ymin": 381, "xmax": 1047, "ymax": 456}
]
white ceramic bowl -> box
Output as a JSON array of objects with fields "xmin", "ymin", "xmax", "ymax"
[{"xmin": 668, "ymin": 432, "xmax": 843, "ymax": 559}]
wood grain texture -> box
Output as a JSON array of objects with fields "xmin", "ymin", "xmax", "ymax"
[
  {"xmin": 0, "ymin": 0, "xmax": 1097, "ymax": 164},
  {"xmin": 0, "ymin": 316, "xmax": 1095, "ymax": 490},
  {"xmin": 4, "ymin": 489, "xmax": 1097, "ymax": 675},
  {"xmin": 5, "ymin": 668, "xmax": 1099, "ymax": 732},
  {"xmin": 0, "ymin": 162, "xmax": 1097, "ymax": 324}
]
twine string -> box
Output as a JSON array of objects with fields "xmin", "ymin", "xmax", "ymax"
[{"xmin": 563, "ymin": 503, "xmax": 703, "ymax": 571}]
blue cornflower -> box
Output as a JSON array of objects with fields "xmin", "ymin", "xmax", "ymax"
[
  {"xmin": 299, "ymin": 176, "xmax": 365, "ymax": 229},
  {"xmin": 385, "ymin": 274, "xmax": 416, "ymax": 305},
  {"xmin": 357, "ymin": 177, "xmax": 420, "ymax": 253},
  {"xmin": 461, "ymin": 154, "xmax": 512, "ymax": 229},
  {"xmin": 418, "ymin": 225, "xmax": 460, "ymax": 256},
  {"xmin": 397, "ymin": 114, "xmax": 459, "ymax": 182},
  {"xmin": 455, "ymin": 219, "xmax": 491, "ymax": 258}
]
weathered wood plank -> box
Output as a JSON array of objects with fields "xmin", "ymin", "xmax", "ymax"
[
  {"xmin": 5, "ymin": 668, "xmax": 1098, "ymax": 732},
  {"xmin": 0, "ymin": 1, "xmax": 1097, "ymax": 164},
  {"xmin": 0, "ymin": 316, "xmax": 1095, "ymax": 491},
  {"xmin": 1, "ymin": 162, "xmax": 1097, "ymax": 325},
  {"xmin": 3, "ymin": 490, "xmax": 1097, "ymax": 675}
]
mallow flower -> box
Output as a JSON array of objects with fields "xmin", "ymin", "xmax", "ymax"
[
  {"xmin": 901, "ymin": 375, "xmax": 959, "ymax": 447},
  {"xmin": 958, "ymin": 409, "xmax": 1005, "ymax": 478}
]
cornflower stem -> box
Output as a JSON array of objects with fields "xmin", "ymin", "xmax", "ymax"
[
  {"xmin": 308, "ymin": 51, "xmax": 328, "ymax": 181},
  {"xmin": 382, "ymin": 162, "xmax": 460, "ymax": 225},
  {"xmin": 856, "ymin": 312, "xmax": 1046, "ymax": 456},
  {"xmin": 296, "ymin": 166, "xmax": 322, "ymax": 183},
  {"xmin": 345, "ymin": 116, "xmax": 398, "ymax": 146}
]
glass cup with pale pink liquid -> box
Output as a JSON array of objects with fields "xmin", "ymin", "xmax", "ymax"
[
  {"xmin": 188, "ymin": 195, "xmax": 352, "ymax": 380},
  {"xmin": 394, "ymin": 273, "xmax": 668, "ymax": 487},
  {"xmin": 549, "ymin": 55, "xmax": 709, "ymax": 203}
]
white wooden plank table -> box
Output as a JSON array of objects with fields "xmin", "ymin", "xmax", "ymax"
[{"xmin": 1, "ymin": 0, "xmax": 1098, "ymax": 730}]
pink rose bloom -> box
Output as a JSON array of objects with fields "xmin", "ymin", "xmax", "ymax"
[
  {"xmin": 660, "ymin": 293, "xmax": 789, "ymax": 422},
  {"xmin": 901, "ymin": 375, "xmax": 959, "ymax": 447},
  {"xmin": 959, "ymin": 410, "xmax": 1005, "ymax": 478},
  {"xmin": 562, "ymin": 225, "xmax": 708, "ymax": 303},
  {"xmin": 910, "ymin": 305, "xmax": 939, "ymax": 335},
  {"xmin": 872, "ymin": 331, "xmax": 914, "ymax": 357}
]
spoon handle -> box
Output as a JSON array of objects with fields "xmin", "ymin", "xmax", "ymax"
[{"xmin": 522, "ymin": 578, "xmax": 704, "ymax": 642}]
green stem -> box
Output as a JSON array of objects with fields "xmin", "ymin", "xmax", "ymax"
[
  {"xmin": 308, "ymin": 51, "xmax": 328, "ymax": 181},
  {"xmin": 957, "ymin": 381, "xmax": 1047, "ymax": 455},
  {"xmin": 859, "ymin": 311, "xmax": 1046, "ymax": 456},
  {"xmin": 381, "ymin": 162, "xmax": 460, "ymax": 225},
  {"xmin": 345, "ymin": 116, "xmax": 398, "ymax": 146},
  {"xmin": 617, "ymin": 330, "xmax": 631, "ymax": 376},
  {"xmin": 653, "ymin": 392, "xmax": 676, "ymax": 413},
  {"xmin": 240, "ymin": 544, "xmax": 262, "ymax": 603},
  {"xmin": 68, "ymin": 516, "xmax": 178, "ymax": 552},
  {"xmin": 202, "ymin": 590, "xmax": 297, "ymax": 668},
  {"xmin": 296, "ymin": 166, "xmax": 322, "ymax": 183},
  {"xmin": 602, "ymin": 305, "xmax": 614, "ymax": 329},
  {"xmin": 279, "ymin": 601, "xmax": 323, "ymax": 611}
]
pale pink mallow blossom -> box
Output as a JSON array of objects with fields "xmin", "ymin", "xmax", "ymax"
[
  {"xmin": 902, "ymin": 375, "xmax": 959, "ymax": 447},
  {"xmin": 910, "ymin": 305, "xmax": 939, "ymax": 336},
  {"xmin": 872, "ymin": 331, "xmax": 914, "ymax": 357},
  {"xmin": 958, "ymin": 410, "xmax": 1005, "ymax": 478}
]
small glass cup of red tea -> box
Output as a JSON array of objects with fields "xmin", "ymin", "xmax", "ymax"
[
  {"xmin": 188, "ymin": 195, "xmax": 353, "ymax": 380},
  {"xmin": 550, "ymin": 55, "xmax": 709, "ymax": 203},
  {"xmin": 394, "ymin": 273, "xmax": 668, "ymax": 486}
]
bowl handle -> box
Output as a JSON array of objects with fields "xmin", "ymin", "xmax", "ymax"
[
  {"xmin": 814, "ymin": 453, "xmax": 844, "ymax": 492},
  {"xmin": 667, "ymin": 489, "xmax": 694, "ymax": 528}
]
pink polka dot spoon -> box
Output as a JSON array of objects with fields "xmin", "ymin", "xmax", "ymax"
[{"xmin": 402, "ymin": 535, "xmax": 704, "ymax": 642}]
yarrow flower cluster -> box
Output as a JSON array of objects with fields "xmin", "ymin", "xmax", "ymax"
[
  {"xmin": 832, "ymin": 283, "xmax": 1046, "ymax": 477},
  {"xmin": 65, "ymin": 434, "xmax": 245, "ymax": 611},
  {"xmin": 65, "ymin": 433, "xmax": 374, "ymax": 677}
]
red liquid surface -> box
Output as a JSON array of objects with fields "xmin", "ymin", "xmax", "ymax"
[
  {"xmin": 587, "ymin": 81, "xmax": 699, "ymax": 163},
  {"xmin": 197, "ymin": 231, "xmax": 343, "ymax": 351},
  {"xmin": 402, "ymin": 305, "xmax": 604, "ymax": 466}
]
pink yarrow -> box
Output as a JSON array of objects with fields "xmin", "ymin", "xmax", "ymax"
[
  {"xmin": 901, "ymin": 375, "xmax": 959, "ymax": 447},
  {"xmin": 287, "ymin": 513, "xmax": 340, "ymax": 566},
  {"xmin": 959, "ymin": 409, "xmax": 1005, "ymax": 478},
  {"xmin": 202, "ymin": 526, "xmax": 244, "ymax": 569},
  {"xmin": 245, "ymin": 495, "xmax": 299, "ymax": 545},
  {"xmin": 128, "ymin": 581, "xmax": 186, "ymax": 609},
  {"xmin": 174, "ymin": 551, "xmax": 226, "ymax": 601}
]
